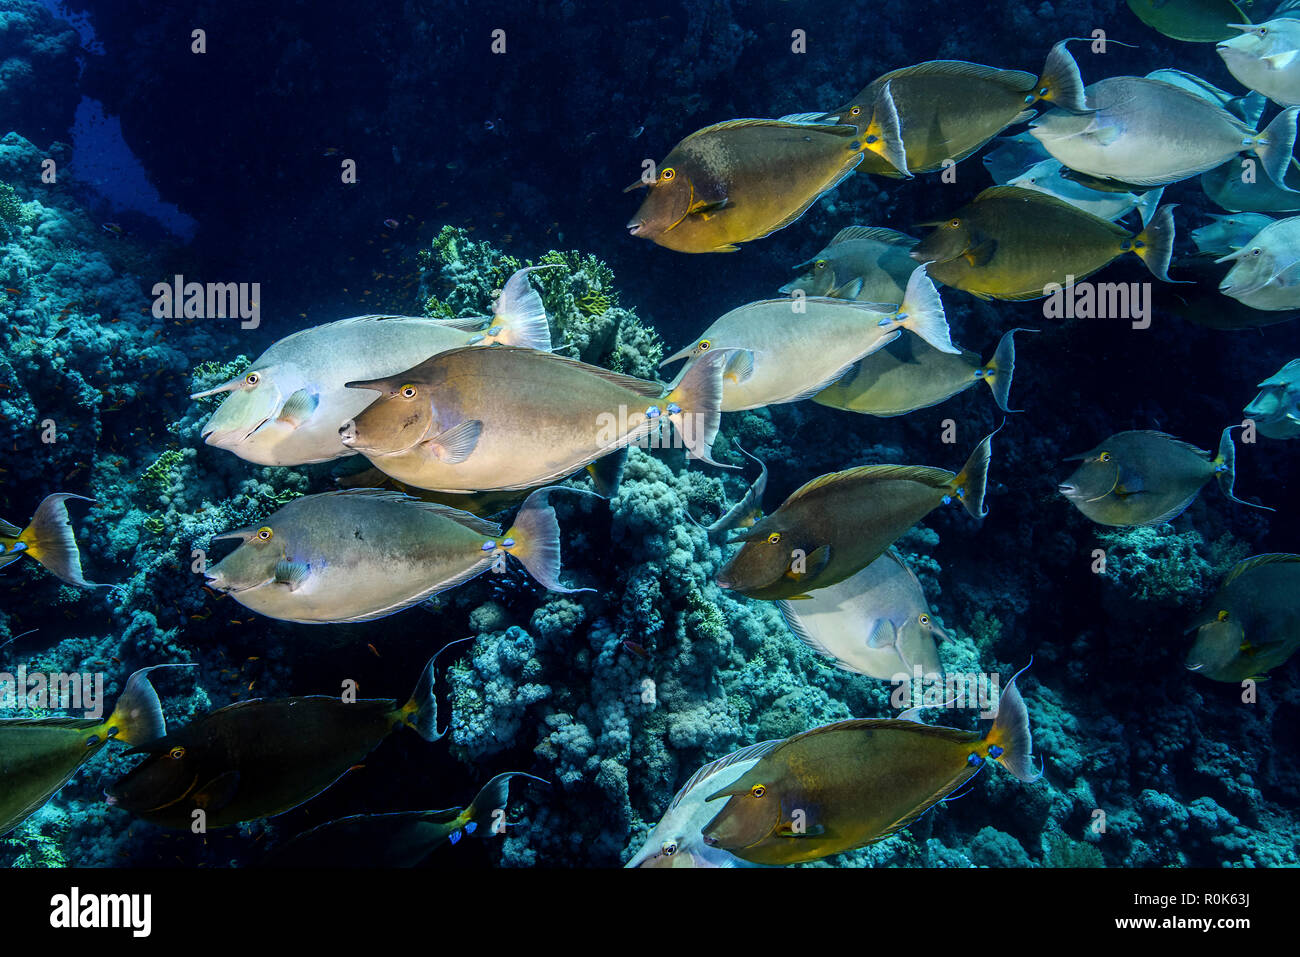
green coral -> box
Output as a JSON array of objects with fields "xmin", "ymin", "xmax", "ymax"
[
  {"xmin": 0, "ymin": 182, "xmax": 33, "ymax": 234},
  {"xmin": 418, "ymin": 226, "xmax": 664, "ymax": 378},
  {"xmin": 1097, "ymin": 525, "xmax": 1249, "ymax": 607},
  {"xmin": 190, "ymin": 355, "xmax": 250, "ymax": 404},
  {"xmin": 141, "ymin": 447, "xmax": 185, "ymax": 489},
  {"xmin": 1042, "ymin": 827, "xmax": 1105, "ymax": 868}
]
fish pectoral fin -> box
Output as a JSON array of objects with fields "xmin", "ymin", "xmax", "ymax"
[
  {"xmin": 1113, "ymin": 467, "xmax": 1146, "ymax": 498},
  {"xmin": 1080, "ymin": 123, "xmax": 1121, "ymax": 146},
  {"xmin": 778, "ymin": 823, "xmax": 826, "ymax": 837},
  {"xmin": 964, "ymin": 240, "xmax": 997, "ymax": 268},
  {"xmin": 713, "ymin": 243, "xmax": 741, "ymax": 252},
  {"xmin": 723, "ymin": 349, "xmax": 755, "ymax": 385},
  {"xmin": 866, "ymin": 620, "xmax": 898, "ymax": 650},
  {"xmin": 274, "ymin": 559, "xmax": 311, "ymax": 590},
  {"xmin": 276, "ymin": 389, "xmax": 319, "ymax": 428},
  {"xmin": 785, "ymin": 544, "xmax": 831, "ymax": 582},
  {"xmin": 422, "ymin": 420, "xmax": 483, "ymax": 464},
  {"xmin": 688, "ymin": 197, "xmax": 729, "ymax": 220},
  {"xmin": 1264, "ymin": 51, "xmax": 1299, "ymax": 71},
  {"xmin": 193, "ymin": 771, "xmax": 241, "ymax": 812}
]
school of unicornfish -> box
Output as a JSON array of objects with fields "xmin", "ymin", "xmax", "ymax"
[{"xmin": 3, "ymin": 4, "xmax": 1299, "ymax": 867}]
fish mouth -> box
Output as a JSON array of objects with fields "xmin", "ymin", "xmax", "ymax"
[
  {"xmin": 701, "ymin": 835, "xmax": 720, "ymax": 847},
  {"xmin": 627, "ymin": 219, "xmax": 646, "ymax": 236},
  {"xmin": 339, "ymin": 419, "xmax": 358, "ymax": 446},
  {"xmin": 1057, "ymin": 483, "xmax": 1077, "ymax": 497}
]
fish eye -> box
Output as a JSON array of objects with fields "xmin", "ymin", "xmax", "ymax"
[
  {"xmin": 919, "ymin": 614, "xmax": 931, "ymax": 626},
  {"xmin": 698, "ymin": 340, "xmax": 711, "ymax": 351},
  {"xmin": 949, "ymin": 219, "xmax": 961, "ymax": 229},
  {"xmin": 1251, "ymin": 248, "xmax": 1262, "ymax": 257},
  {"xmin": 400, "ymin": 384, "xmax": 418, "ymax": 398},
  {"xmin": 1099, "ymin": 452, "xmax": 1111, "ymax": 463},
  {"xmin": 169, "ymin": 746, "xmax": 186, "ymax": 760},
  {"xmin": 850, "ymin": 106, "xmax": 862, "ymax": 116},
  {"xmin": 661, "ymin": 840, "xmax": 678, "ymax": 857},
  {"xmin": 751, "ymin": 784, "xmax": 766, "ymax": 798},
  {"xmin": 814, "ymin": 259, "xmax": 827, "ymax": 270},
  {"xmin": 245, "ymin": 373, "xmax": 259, "ymax": 386},
  {"xmin": 1218, "ymin": 610, "xmax": 1230, "ymax": 622},
  {"xmin": 660, "ymin": 167, "xmax": 675, "ymax": 182},
  {"xmin": 767, "ymin": 532, "xmax": 781, "ymax": 544},
  {"xmin": 256, "ymin": 526, "xmax": 274, "ymax": 542}
]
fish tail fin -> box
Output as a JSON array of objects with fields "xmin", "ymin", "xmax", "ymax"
[
  {"xmin": 665, "ymin": 348, "xmax": 730, "ymax": 467},
  {"xmin": 402, "ymin": 637, "xmax": 473, "ymax": 742},
  {"xmin": 492, "ymin": 265, "xmax": 558, "ymax": 351},
  {"xmin": 983, "ymin": 328, "xmax": 1032, "ymax": 414},
  {"xmin": 462, "ymin": 771, "xmax": 549, "ymax": 838},
  {"xmin": 1135, "ymin": 187, "xmax": 1164, "ymax": 229},
  {"xmin": 586, "ymin": 447, "xmax": 629, "ymax": 498},
  {"xmin": 1214, "ymin": 426, "xmax": 1276, "ymax": 513},
  {"xmin": 949, "ymin": 425, "xmax": 1000, "ymax": 519},
  {"xmin": 1133, "ymin": 204, "xmax": 1177, "ymax": 282},
  {"xmin": 504, "ymin": 488, "xmax": 593, "ymax": 593},
  {"xmin": 984, "ymin": 664, "xmax": 1041, "ymax": 783},
  {"xmin": 893, "ymin": 263, "xmax": 957, "ymax": 354},
  {"xmin": 1034, "ymin": 40, "xmax": 1087, "ymax": 112},
  {"xmin": 1254, "ymin": 107, "xmax": 1300, "ymax": 189},
  {"xmin": 18, "ymin": 493, "xmax": 96, "ymax": 587},
  {"xmin": 107, "ymin": 664, "xmax": 193, "ymax": 745},
  {"xmin": 865, "ymin": 81, "xmax": 910, "ymax": 177}
]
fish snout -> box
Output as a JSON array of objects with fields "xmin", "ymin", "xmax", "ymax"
[
  {"xmin": 1057, "ymin": 483, "xmax": 1077, "ymax": 498},
  {"xmin": 338, "ymin": 419, "xmax": 358, "ymax": 446},
  {"xmin": 627, "ymin": 218, "xmax": 645, "ymax": 236},
  {"xmin": 702, "ymin": 834, "xmax": 720, "ymax": 847}
]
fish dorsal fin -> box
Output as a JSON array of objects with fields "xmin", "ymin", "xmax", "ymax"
[
  {"xmin": 787, "ymin": 464, "xmax": 951, "ymax": 503},
  {"xmin": 783, "ymin": 717, "xmax": 973, "ymax": 748},
  {"xmin": 669, "ymin": 739, "xmax": 785, "ymax": 811},
  {"xmin": 1224, "ymin": 552, "xmax": 1300, "ymax": 586},
  {"xmin": 323, "ymin": 489, "xmax": 503, "ymax": 535},
  {"xmin": 777, "ymin": 599, "xmax": 837, "ymax": 660},
  {"xmin": 1127, "ymin": 429, "xmax": 1211, "ymax": 459},
  {"xmin": 877, "ymin": 60, "xmax": 1036, "ymax": 91},
  {"xmin": 974, "ymin": 185, "xmax": 1118, "ymax": 225},
  {"xmin": 682, "ymin": 118, "xmax": 857, "ymax": 144},
  {"xmin": 829, "ymin": 226, "xmax": 918, "ymax": 247},
  {"xmin": 434, "ymin": 345, "xmax": 666, "ymax": 398},
  {"xmin": 0, "ymin": 518, "xmax": 22, "ymax": 537}
]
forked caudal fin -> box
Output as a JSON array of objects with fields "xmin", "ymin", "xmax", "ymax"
[
  {"xmin": 982, "ymin": 328, "xmax": 1035, "ymax": 414},
  {"xmin": 885, "ymin": 263, "xmax": 956, "ymax": 354},
  {"xmin": 1214, "ymin": 426, "xmax": 1274, "ymax": 513},
  {"xmin": 1254, "ymin": 107, "xmax": 1300, "ymax": 190},
  {"xmin": 403, "ymin": 636, "xmax": 475, "ymax": 742},
  {"xmin": 1132, "ymin": 205, "xmax": 1178, "ymax": 283},
  {"xmin": 16, "ymin": 494, "xmax": 100, "ymax": 588},
  {"xmin": 502, "ymin": 487, "xmax": 597, "ymax": 594},
  {"xmin": 948, "ymin": 424, "xmax": 1001, "ymax": 519},
  {"xmin": 487, "ymin": 265, "xmax": 560, "ymax": 351},
  {"xmin": 108, "ymin": 664, "xmax": 197, "ymax": 746},
  {"xmin": 865, "ymin": 82, "xmax": 910, "ymax": 177},
  {"xmin": 664, "ymin": 348, "xmax": 732, "ymax": 467},
  {"xmin": 461, "ymin": 771, "xmax": 550, "ymax": 837},
  {"xmin": 984, "ymin": 662, "xmax": 1042, "ymax": 783},
  {"xmin": 1034, "ymin": 40, "xmax": 1087, "ymax": 113}
]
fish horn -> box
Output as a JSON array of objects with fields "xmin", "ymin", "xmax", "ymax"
[{"xmin": 190, "ymin": 376, "xmax": 244, "ymax": 400}]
